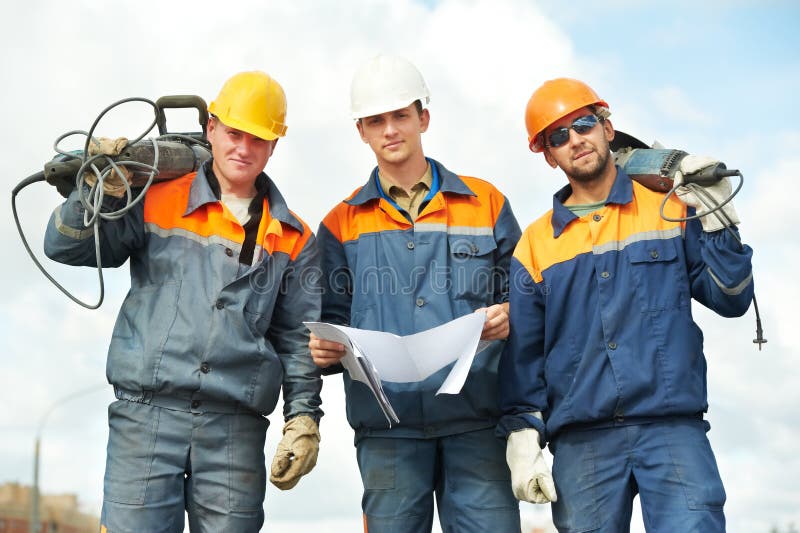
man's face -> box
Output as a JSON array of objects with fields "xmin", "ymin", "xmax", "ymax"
[
  {"xmin": 543, "ymin": 107, "xmax": 614, "ymax": 184},
  {"xmin": 356, "ymin": 103, "xmax": 429, "ymax": 166},
  {"xmin": 207, "ymin": 117, "xmax": 277, "ymax": 196}
]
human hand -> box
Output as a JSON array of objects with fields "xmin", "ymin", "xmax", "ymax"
[
  {"xmin": 309, "ymin": 332, "xmax": 346, "ymax": 368},
  {"xmin": 506, "ymin": 426, "xmax": 557, "ymax": 504},
  {"xmin": 674, "ymin": 155, "xmax": 740, "ymax": 232},
  {"xmin": 476, "ymin": 303, "xmax": 509, "ymax": 341},
  {"xmin": 269, "ymin": 415, "xmax": 320, "ymax": 490},
  {"xmin": 83, "ymin": 136, "xmax": 132, "ymax": 198}
]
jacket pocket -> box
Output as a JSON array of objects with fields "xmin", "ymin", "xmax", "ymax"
[
  {"xmin": 243, "ymin": 308, "xmax": 269, "ymax": 339},
  {"xmin": 108, "ymin": 280, "xmax": 180, "ymax": 391},
  {"xmin": 626, "ymin": 239, "xmax": 687, "ymax": 312},
  {"xmin": 448, "ymin": 234, "xmax": 498, "ymax": 303}
]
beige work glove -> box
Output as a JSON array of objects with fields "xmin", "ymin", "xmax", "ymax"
[
  {"xmin": 83, "ymin": 136, "xmax": 132, "ymax": 198},
  {"xmin": 506, "ymin": 423, "xmax": 557, "ymax": 503},
  {"xmin": 269, "ymin": 415, "xmax": 320, "ymax": 490},
  {"xmin": 674, "ymin": 155, "xmax": 740, "ymax": 232}
]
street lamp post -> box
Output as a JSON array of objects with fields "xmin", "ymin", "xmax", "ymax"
[
  {"xmin": 31, "ymin": 437, "xmax": 40, "ymax": 533},
  {"xmin": 29, "ymin": 384, "xmax": 106, "ymax": 533}
]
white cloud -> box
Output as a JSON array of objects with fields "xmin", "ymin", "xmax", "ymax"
[
  {"xmin": 651, "ymin": 86, "xmax": 714, "ymax": 126},
  {"xmin": 2, "ymin": 1, "xmax": 797, "ymax": 532}
]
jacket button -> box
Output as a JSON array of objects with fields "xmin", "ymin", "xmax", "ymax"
[
  {"xmin": 469, "ymin": 244, "xmax": 479, "ymax": 254},
  {"xmin": 191, "ymin": 400, "xmax": 201, "ymax": 409},
  {"xmin": 650, "ymin": 250, "xmax": 659, "ymax": 259},
  {"xmin": 600, "ymin": 271, "xmax": 610, "ymax": 279},
  {"xmin": 200, "ymin": 362, "xmax": 210, "ymax": 374},
  {"xmin": 608, "ymin": 341, "xmax": 617, "ymax": 350},
  {"xmin": 416, "ymin": 298, "xmax": 425, "ymax": 307},
  {"xmin": 215, "ymin": 300, "xmax": 224, "ymax": 310},
  {"xmin": 225, "ymin": 248, "xmax": 234, "ymax": 257},
  {"xmin": 592, "ymin": 214, "xmax": 602, "ymax": 222},
  {"xmin": 407, "ymin": 241, "xmax": 415, "ymax": 250}
]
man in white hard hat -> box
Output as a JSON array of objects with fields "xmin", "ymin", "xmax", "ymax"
[
  {"xmin": 309, "ymin": 55, "xmax": 522, "ymax": 532},
  {"xmin": 44, "ymin": 71, "xmax": 323, "ymax": 532}
]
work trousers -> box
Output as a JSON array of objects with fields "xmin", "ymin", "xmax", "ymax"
[
  {"xmin": 357, "ymin": 427, "xmax": 520, "ymax": 533},
  {"xmin": 550, "ymin": 418, "xmax": 726, "ymax": 533},
  {"xmin": 100, "ymin": 400, "xmax": 269, "ymax": 533}
]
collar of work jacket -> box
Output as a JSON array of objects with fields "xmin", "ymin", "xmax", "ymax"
[
  {"xmin": 550, "ymin": 165, "xmax": 632, "ymax": 238},
  {"xmin": 183, "ymin": 160, "xmax": 304, "ymax": 235},
  {"xmin": 345, "ymin": 158, "xmax": 477, "ymax": 210}
]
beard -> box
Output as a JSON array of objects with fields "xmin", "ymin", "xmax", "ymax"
[{"xmin": 567, "ymin": 146, "xmax": 612, "ymax": 184}]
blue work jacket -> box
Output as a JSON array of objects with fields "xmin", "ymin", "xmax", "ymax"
[
  {"xmin": 498, "ymin": 167, "xmax": 754, "ymax": 442},
  {"xmin": 43, "ymin": 162, "xmax": 323, "ymax": 420},
  {"xmin": 318, "ymin": 159, "xmax": 521, "ymax": 441}
]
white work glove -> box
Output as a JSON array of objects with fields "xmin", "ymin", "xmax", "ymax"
[
  {"xmin": 674, "ymin": 155, "xmax": 740, "ymax": 232},
  {"xmin": 506, "ymin": 424, "xmax": 557, "ymax": 504},
  {"xmin": 269, "ymin": 415, "xmax": 320, "ymax": 490}
]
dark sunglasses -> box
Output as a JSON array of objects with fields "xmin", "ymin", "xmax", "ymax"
[{"xmin": 545, "ymin": 114, "xmax": 602, "ymax": 148}]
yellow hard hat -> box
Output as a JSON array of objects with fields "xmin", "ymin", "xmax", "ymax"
[
  {"xmin": 208, "ymin": 71, "xmax": 288, "ymax": 140},
  {"xmin": 525, "ymin": 78, "xmax": 609, "ymax": 152}
]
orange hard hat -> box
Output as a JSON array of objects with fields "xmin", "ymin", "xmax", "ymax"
[{"xmin": 525, "ymin": 78, "xmax": 609, "ymax": 152}]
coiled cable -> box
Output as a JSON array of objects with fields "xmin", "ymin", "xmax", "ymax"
[
  {"xmin": 12, "ymin": 98, "xmax": 163, "ymax": 309},
  {"xmin": 660, "ymin": 173, "xmax": 767, "ymax": 349}
]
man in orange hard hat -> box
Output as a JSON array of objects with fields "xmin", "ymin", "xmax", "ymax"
[
  {"xmin": 44, "ymin": 71, "xmax": 323, "ymax": 531},
  {"xmin": 496, "ymin": 78, "xmax": 754, "ymax": 531}
]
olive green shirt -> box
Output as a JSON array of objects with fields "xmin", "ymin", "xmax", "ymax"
[
  {"xmin": 567, "ymin": 200, "xmax": 606, "ymax": 217},
  {"xmin": 378, "ymin": 163, "xmax": 433, "ymax": 220}
]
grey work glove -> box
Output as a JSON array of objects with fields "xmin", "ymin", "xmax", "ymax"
[
  {"xmin": 506, "ymin": 422, "xmax": 557, "ymax": 503},
  {"xmin": 269, "ymin": 415, "xmax": 320, "ymax": 490},
  {"xmin": 674, "ymin": 155, "xmax": 740, "ymax": 232}
]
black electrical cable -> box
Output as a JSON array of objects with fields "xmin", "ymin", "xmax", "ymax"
[{"xmin": 659, "ymin": 172, "xmax": 767, "ymax": 350}]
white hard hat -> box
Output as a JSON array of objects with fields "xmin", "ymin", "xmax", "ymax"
[{"xmin": 350, "ymin": 55, "xmax": 431, "ymax": 119}]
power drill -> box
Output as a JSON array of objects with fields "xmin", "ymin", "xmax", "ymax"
[{"xmin": 614, "ymin": 146, "xmax": 740, "ymax": 192}]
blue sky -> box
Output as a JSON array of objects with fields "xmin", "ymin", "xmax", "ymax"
[
  {"xmin": 1, "ymin": 1, "xmax": 798, "ymax": 532},
  {"xmin": 537, "ymin": 2, "xmax": 800, "ymax": 166}
]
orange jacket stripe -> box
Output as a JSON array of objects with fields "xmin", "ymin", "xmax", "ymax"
[
  {"xmin": 144, "ymin": 172, "xmax": 310, "ymax": 260},
  {"xmin": 515, "ymin": 181, "xmax": 687, "ymax": 283},
  {"xmin": 324, "ymin": 175, "xmax": 504, "ymax": 244}
]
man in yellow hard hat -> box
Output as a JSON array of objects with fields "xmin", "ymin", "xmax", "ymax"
[
  {"xmin": 309, "ymin": 54, "xmax": 522, "ymax": 532},
  {"xmin": 497, "ymin": 78, "xmax": 754, "ymax": 531},
  {"xmin": 44, "ymin": 71, "xmax": 323, "ymax": 531}
]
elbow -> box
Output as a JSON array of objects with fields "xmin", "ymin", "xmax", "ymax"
[
  {"xmin": 717, "ymin": 285, "xmax": 755, "ymax": 318},
  {"xmin": 43, "ymin": 232, "xmax": 69, "ymax": 263},
  {"xmin": 722, "ymin": 297, "xmax": 754, "ymax": 318},
  {"xmin": 43, "ymin": 227, "xmax": 98, "ymax": 266}
]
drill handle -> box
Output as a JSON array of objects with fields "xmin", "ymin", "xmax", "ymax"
[
  {"xmin": 680, "ymin": 162, "xmax": 740, "ymax": 187},
  {"xmin": 155, "ymin": 95, "xmax": 209, "ymax": 140}
]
